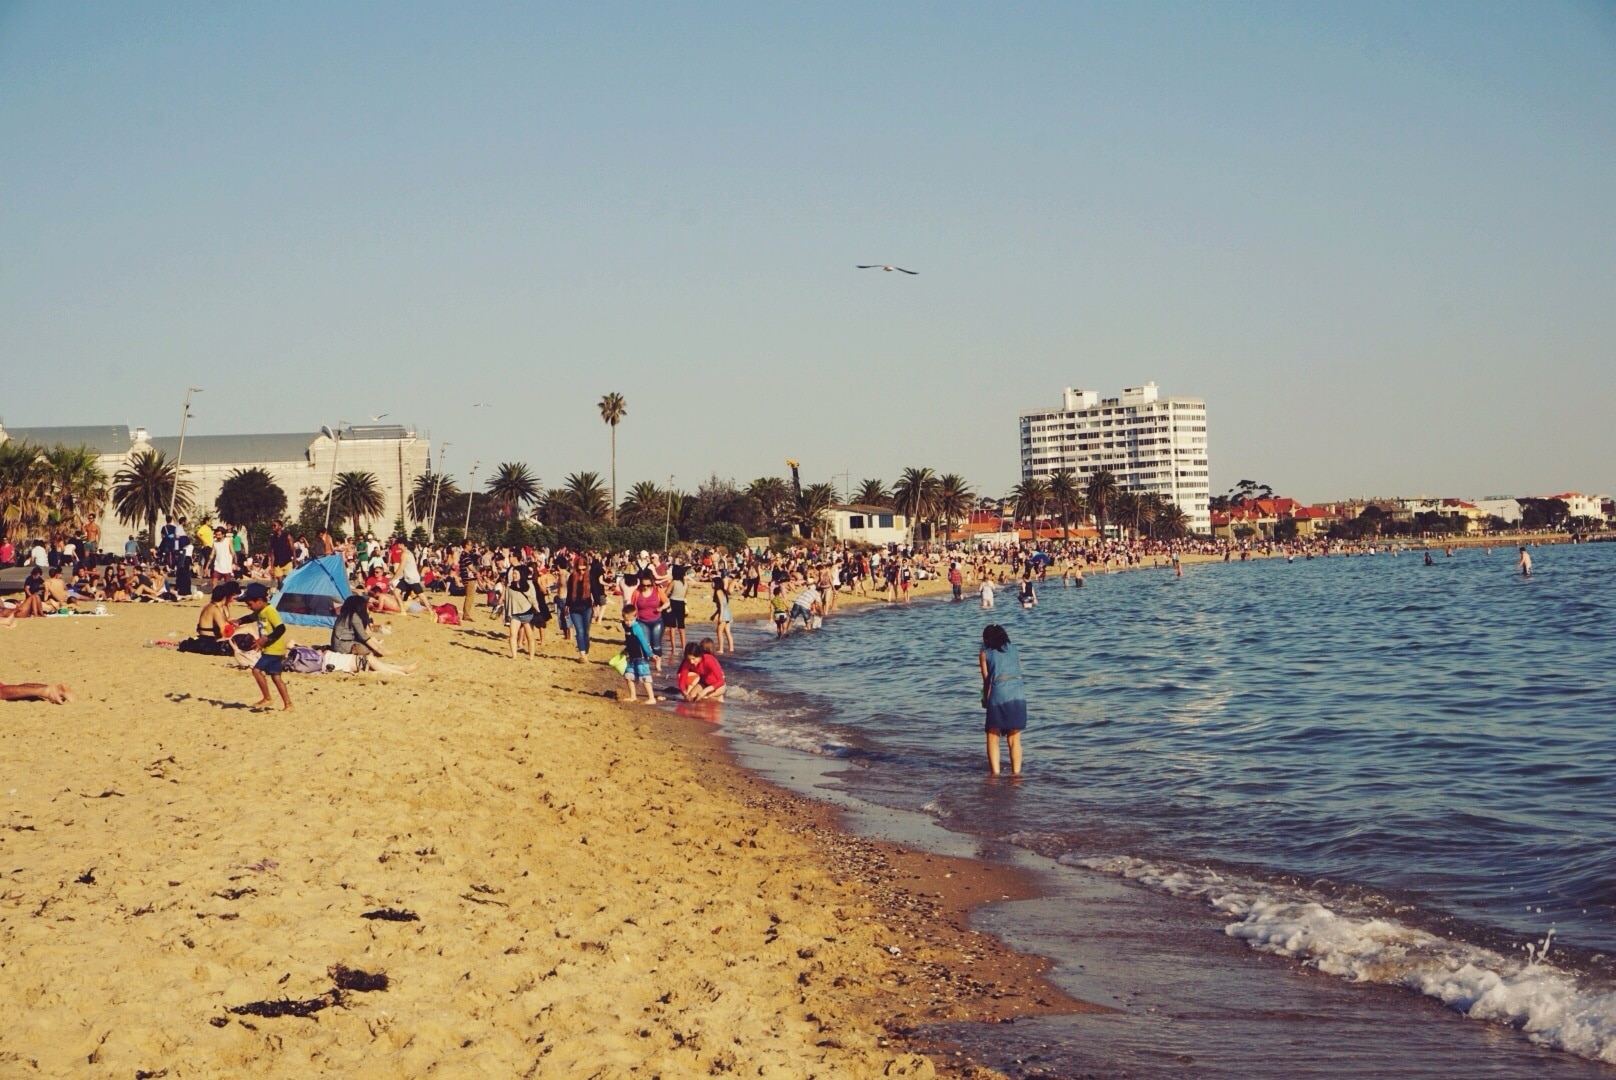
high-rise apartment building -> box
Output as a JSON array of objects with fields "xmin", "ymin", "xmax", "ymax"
[{"xmin": 1018, "ymin": 382, "xmax": 1210, "ymax": 534}]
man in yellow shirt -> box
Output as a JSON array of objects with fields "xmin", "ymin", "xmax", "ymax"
[{"xmin": 237, "ymin": 582, "xmax": 292, "ymax": 711}]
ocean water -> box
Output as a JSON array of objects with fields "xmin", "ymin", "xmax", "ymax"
[{"xmin": 714, "ymin": 542, "xmax": 1616, "ymax": 1068}]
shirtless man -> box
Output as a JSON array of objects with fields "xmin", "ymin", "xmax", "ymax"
[
  {"xmin": 43, "ymin": 568, "xmax": 75, "ymax": 613},
  {"xmin": 1518, "ymin": 546, "xmax": 1533, "ymax": 577}
]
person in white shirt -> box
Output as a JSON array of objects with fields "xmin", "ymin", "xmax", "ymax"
[{"xmin": 212, "ymin": 534, "xmax": 235, "ymax": 583}]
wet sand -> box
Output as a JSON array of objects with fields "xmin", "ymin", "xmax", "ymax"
[{"xmin": 0, "ymin": 579, "xmax": 1095, "ymax": 1078}]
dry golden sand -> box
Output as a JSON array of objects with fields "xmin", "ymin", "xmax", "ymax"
[{"xmin": 0, "ymin": 574, "xmax": 1088, "ymax": 1079}]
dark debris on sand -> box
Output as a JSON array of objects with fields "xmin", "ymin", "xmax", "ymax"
[
  {"xmin": 361, "ymin": 906, "xmax": 419, "ymax": 922},
  {"xmin": 220, "ymin": 964, "xmax": 390, "ymax": 1023}
]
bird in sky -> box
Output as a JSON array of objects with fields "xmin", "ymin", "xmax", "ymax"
[
  {"xmin": 857, "ymin": 264, "xmax": 918, "ymax": 275},
  {"xmin": 369, "ymin": 413, "xmax": 389, "ymax": 422}
]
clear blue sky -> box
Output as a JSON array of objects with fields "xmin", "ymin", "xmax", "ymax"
[{"xmin": 3, "ymin": 2, "xmax": 1613, "ymax": 503}]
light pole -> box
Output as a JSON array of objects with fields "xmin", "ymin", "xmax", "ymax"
[
  {"xmin": 463, "ymin": 460, "xmax": 480, "ymax": 539},
  {"xmin": 168, "ymin": 387, "xmax": 203, "ymax": 521},
  {"xmin": 322, "ymin": 420, "xmax": 349, "ymax": 530},
  {"xmin": 663, "ymin": 474, "xmax": 675, "ymax": 553},
  {"xmin": 427, "ymin": 442, "xmax": 451, "ymax": 543}
]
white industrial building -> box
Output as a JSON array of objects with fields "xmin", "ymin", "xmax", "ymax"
[
  {"xmin": 0, "ymin": 422, "xmax": 430, "ymax": 541},
  {"xmin": 1019, "ymin": 382, "xmax": 1210, "ymax": 534},
  {"xmin": 827, "ymin": 505, "xmax": 910, "ymax": 546}
]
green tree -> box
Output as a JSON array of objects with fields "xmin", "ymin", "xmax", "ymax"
[
  {"xmin": 892, "ymin": 467, "xmax": 939, "ymax": 542},
  {"xmin": 486, "ymin": 462, "xmax": 541, "ymax": 519},
  {"xmin": 598, "ymin": 392, "xmax": 627, "ymax": 525},
  {"xmin": 562, "ymin": 471, "xmax": 611, "ymax": 523},
  {"xmin": 935, "ymin": 474, "xmax": 974, "ymax": 541},
  {"xmin": 44, "ymin": 445, "xmax": 110, "ymax": 534},
  {"xmin": 215, "ymin": 467, "xmax": 288, "ymax": 528},
  {"xmin": 747, "ymin": 477, "xmax": 794, "ymax": 531},
  {"xmin": 407, "ymin": 472, "xmax": 460, "ymax": 534},
  {"xmin": 1112, "ymin": 491, "xmax": 1141, "ymax": 540},
  {"xmin": 113, "ymin": 449, "xmax": 194, "ymax": 543},
  {"xmin": 1156, "ymin": 502, "xmax": 1190, "ymax": 539},
  {"xmin": 1085, "ymin": 469, "xmax": 1119, "ymax": 537},
  {"xmin": 1046, "ymin": 469, "xmax": 1084, "ymax": 538},
  {"xmin": 619, "ymin": 481, "xmax": 669, "ymax": 526},
  {"xmin": 853, "ymin": 478, "xmax": 891, "ymax": 507},
  {"xmin": 330, "ymin": 471, "xmax": 387, "ymax": 539},
  {"xmin": 1009, "ymin": 478, "xmax": 1049, "ymax": 532},
  {"xmin": 796, "ymin": 483, "xmax": 836, "ymax": 540}
]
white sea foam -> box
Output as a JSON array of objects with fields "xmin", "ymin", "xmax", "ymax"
[
  {"xmin": 919, "ymin": 796, "xmax": 950, "ymax": 819},
  {"xmin": 1067, "ymin": 854, "xmax": 1616, "ymax": 1064},
  {"xmin": 720, "ymin": 711, "xmax": 853, "ymax": 757}
]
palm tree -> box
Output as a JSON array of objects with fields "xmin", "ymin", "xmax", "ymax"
[
  {"xmin": 619, "ymin": 480, "xmax": 668, "ymax": 526},
  {"xmin": 113, "ymin": 449, "xmax": 193, "ymax": 543},
  {"xmin": 0, "ymin": 440, "xmax": 52, "ymax": 539},
  {"xmin": 1137, "ymin": 493, "xmax": 1163, "ymax": 539},
  {"xmin": 562, "ymin": 471, "xmax": 610, "ymax": 523},
  {"xmin": 486, "ymin": 462, "xmax": 541, "ymax": 519},
  {"xmin": 215, "ymin": 467, "xmax": 288, "ymax": 528},
  {"xmin": 598, "ymin": 392, "xmax": 627, "ymax": 525},
  {"xmin": 853, "ymin": 478, "xmax": 891, "ymax": 507},
  {"xmin": 797, "ymin": 482, "xmax": 835, "ymax": 540},
  {"xmin": 331, "ymin": 470, "xmax": 386, "ymax": 539},
  {"xmin": 1009, "ymin": 478, "xmax": 1049, "ymax": 533},
  {"xmin": 1047, "ymin": 469, "xmax": 1085, "ymax": 538},
  {"xmin": 408, "ymin": 472, "xmax": 461, "ymax": 526},
  {"xmin": 1112, "ymin": 491, "xmax": 1141, "ymax": 540},
  {"xmin": 935, "ymin": 474, "xmax": 974, "ymax": 542},
  {"xmin": 746, "ymin": 477, "xmax": 794, "ymax": 532},
  {"xmin": 1155, "ymin": 502, "xmax": 1190, "ymax": 539},
  {"xmin": 44, "ymin": 445, "xmax": 110, "ymax": 534},
  {"xmin": 892, "ymin": 467, "xmax": 939, "ymax": 543},
  {"xmin": 1086, "ymin": 469, "xmax": 1119, "ymax": 538}
]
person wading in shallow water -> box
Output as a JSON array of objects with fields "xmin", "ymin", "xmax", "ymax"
[{"xmin": 979, "ymin": 623, "xmax": 1027, "ymax": 777}]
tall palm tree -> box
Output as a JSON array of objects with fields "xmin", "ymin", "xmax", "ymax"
[
  {"xmin": 853, "ymin": 478, "xmax": 891, "ymax": 507},
  {"xmin": 797, "ymin": 482, "xmax": 835, "ymax": 540},
  {"xmin": 1155, "ymin": 502, "xmax": 1190, "ymax": 539},
  {"xmin": 892, "ymin": 466, "xmax": 939, "ymax": 543},
  {"xmin": 1047, "ymin": 469, "xmax": 1084, "ymax": 538},
  {"xmin": 1086, "ymin": 469, "xmax": 1119, "ymax": 538},
  {"xmin": 113, "ymin": 449, "xmax": 193, "ymax": 543},
  {"xmin": 331, "ymin": 470, "xmax": 386, "ymax": 539},
  {"xmin": 935, "ymin": 474, "xmax": 974, "ymax": 542},
  {"xmin": 562, "ymin": 471, "xmax": 610, "ymax": 523},
  {"xmin": 486, "ymin": 462, "xmax": 541, "ymax": 519},
  {"xmin": 1136, "ymin": 493, "xmax": 1163, "ymax": 539},
  {"xmin": 408, "ymin": 472, "xmax": 461, "ymax": 526},
  {"xmin": 598, "ymin": 392, "xmax": 627, "ymax": 525},
  {"xmin": 619, "ymin": 480, "xmax": 668, "ymax": 526},
  {"xmin": 1112, "ymin": 491, "xmax": 1141, "ymax": 541},
  {"xmin": 0, "ymin": 440, "xmax": 53, "ymax": 538},
  {"xmin": 45, "ymin": 445, "xmax": 110, "ymax": 534},
  {"xmin": 1009, "ymin": 478, "xmax": 1049, "ymax": 533}
]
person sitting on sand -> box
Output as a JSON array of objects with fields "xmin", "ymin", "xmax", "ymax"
[
  {"xmin": 13, "ymin": 569, "xmax": 46, "ymax": 618},
  {"xmin": 0, "ymin": 680, "xmax": 75, "ymax": 704},
  {"xmin": 235, "ymin": 582, "xmax": 292, "ymax": 711},
  {"xmin": 175, "ymin": 583, "xmax": 239, "ymax": 655},
  {"xmin": 332, "ymin": 595, "xmax": 389, "ymax": 657},
  {"xmin": 43, "ymin": 567, "xmax": 75, "ymax": 613},
  {"xmin": 367, "ymin": 585, "xmax": 403, "ymax": 615}
]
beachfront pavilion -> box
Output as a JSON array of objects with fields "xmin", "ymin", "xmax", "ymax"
[
  {"xmin": 828, "ymin": 505, "xmax": 910, "ymax": 546},
  {"xmin": 0, "ymin": 422, "xmax": 431, "ymax": 543}
]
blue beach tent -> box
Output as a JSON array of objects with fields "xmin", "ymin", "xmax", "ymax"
[{"xmin": 272, "ymin": 555, "xmax": 352, "ymax": 628}]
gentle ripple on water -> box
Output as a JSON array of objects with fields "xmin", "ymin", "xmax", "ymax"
[{"xmin": 721, "ymin": 542, "xmax": 1616, "ymax": 1063}]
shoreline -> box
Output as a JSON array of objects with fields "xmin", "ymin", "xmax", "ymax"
[{"xmin": 0, "ymin": 580, "xmax": 1099, "ymax": 1078}]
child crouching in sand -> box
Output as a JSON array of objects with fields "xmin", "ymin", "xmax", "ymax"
[{"xmin": 620, "ymin": 603, "xmax": 656, "ymax": 704}]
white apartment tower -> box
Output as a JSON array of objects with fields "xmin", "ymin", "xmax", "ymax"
[{"xmin": 1019, "ymin": 382, "xmax": 1210, "ymax": 534}]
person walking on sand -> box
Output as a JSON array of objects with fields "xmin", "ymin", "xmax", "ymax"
[
  {"xmin": 236, "ymin": 582, "xmax": 292, "ymax": 711},
  {"xmin": 979, "ymin": 624, "xmax": 1026, "ymax": 777}
]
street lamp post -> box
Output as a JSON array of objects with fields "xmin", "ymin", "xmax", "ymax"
[
  {"xmin": 168, "ymin": 387, "xmax": 203, "ymax": 522},
  {"xmin": 322, "ymin": 420, "xmax": 349, "ymax": 530},
  {"xmin": 463, "ymin": 460, "xmax": 481, "ymax": 539},
  {"xmin": 663, "ymin": 474, "xmax": 674, "ymax": 553},
  {"xmin": 427, "ymin": 442, "xmax": 451, "ymax": 543}
]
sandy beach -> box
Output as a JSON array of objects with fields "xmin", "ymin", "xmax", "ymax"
[{"xmin": 0, "ymin": 574, "xmax": 1093, "ymax": 1078}]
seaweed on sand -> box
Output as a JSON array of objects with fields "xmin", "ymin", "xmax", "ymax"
[{"xmin": 361, "ymin": 907, "xmax": 419, "ymax": 922}]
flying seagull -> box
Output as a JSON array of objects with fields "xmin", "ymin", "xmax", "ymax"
[
  {"xmin": 857, "ymin": 264, "xmax": 918, "ymax": 275},
  {"xmin": 369, "ymin": 413, "xmax": 389, "ymax": 422}
]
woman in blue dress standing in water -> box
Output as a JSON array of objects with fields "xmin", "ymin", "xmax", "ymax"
[{"xmin": 979, "ymin": 624, "xmax": 1027, "ymax": 776}]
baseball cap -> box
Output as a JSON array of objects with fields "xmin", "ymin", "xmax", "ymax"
[{"xmin": 241, "ymin": 582, "xmax": 271, "ymax": 602}]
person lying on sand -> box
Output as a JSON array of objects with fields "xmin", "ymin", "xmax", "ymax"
[{"xmin": 0, "ymin": 681, "xmax": 75, "ymax": 704}]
